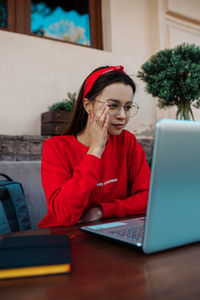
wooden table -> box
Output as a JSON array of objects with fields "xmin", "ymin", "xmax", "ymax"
[{"xmin": 0, "ymin": 220, "xmax": 200, "ymax": 300}]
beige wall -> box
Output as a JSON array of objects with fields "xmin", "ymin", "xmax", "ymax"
[
  {"xmin": 0, "ymin": 0, "xmax": 159, "ymax": 135},
  {"xmin": 157, "ymin": 0, "xmax": 200, "ymax": 120},
  {"xmin": 0, "ymin": 0, "xmax": 199, "ymax": 135}
]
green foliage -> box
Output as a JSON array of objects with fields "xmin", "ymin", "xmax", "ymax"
[
  {"xmin": 137, "ymin": 43, "xmax": 200, "ymax": 119},
  {"xmin": 49, "ymin": 92, "xmax": 76, "ymax": 111}
]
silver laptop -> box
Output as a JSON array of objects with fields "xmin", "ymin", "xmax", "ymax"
[{"xmin": 81, "ymin": 119, "xmax": 200, "ymax": 254}]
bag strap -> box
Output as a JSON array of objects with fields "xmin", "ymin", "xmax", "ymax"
[
  {"xmin": 6, "ymin": 183, "xmax": 31, "ymax": 231},
  {"xmin": 0, "ymin": 174, "xmax": 13, "ymax": 181},
  {"xmin": 0, "ymin": 187, "xmax": 5, "ymax": 200},
  {"xmin": 0, "ymin": 200, "xmax": 11, "ymax": 234}
]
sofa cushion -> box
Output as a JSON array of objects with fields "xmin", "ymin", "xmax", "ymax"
[{"xmin": 0, "ymin": 161, "xmax": 47, "ymax": 229}]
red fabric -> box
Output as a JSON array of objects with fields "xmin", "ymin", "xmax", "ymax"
[
  {"xmin": 83, "ymin": 65, "xmax": 126, "ymax": 99},
  {"xmin": 39, "ymin": 130, "xmax": 150, "ymax": 228}
]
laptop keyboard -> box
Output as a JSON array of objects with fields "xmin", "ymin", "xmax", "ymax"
[{"xmin": 108, "ymin": 224, "xmax": 144, "ymax": 242}]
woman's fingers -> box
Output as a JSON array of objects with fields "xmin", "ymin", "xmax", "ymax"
[
  {"xmin": 94, "ymin": 103, "xmax": 109, "ymax": 127},
  {"xmin": 103, "ymin": 113, "xmax": 110, "ymax": 132},
  {"xmin": 99, "ymin": 106, "xmax": 109, "ymax": 127},
  {"xmin": 89, "ymin": 103, "xmax": 109, "ymax": 158},
  {"xmin": 94, "ymin": 103, "xmax": 105, "ymax": 121}
]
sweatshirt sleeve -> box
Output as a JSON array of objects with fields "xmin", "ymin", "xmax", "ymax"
[
  {"xmin": 100, "ymin": 138, "xmax": 150, "ymax": 219},
  {"xmin": 40, "ymin": 140, "xmax": 102, "ymax": 226}
]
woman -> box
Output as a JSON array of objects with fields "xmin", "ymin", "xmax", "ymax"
[{"xmin": 39, "ymin": 65, "xmax": 150, "ymax": 228}]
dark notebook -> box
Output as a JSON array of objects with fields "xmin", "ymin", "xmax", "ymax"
[{"xmin": 0, "ymin": 234, "xmax": 71, "ymax": 279}]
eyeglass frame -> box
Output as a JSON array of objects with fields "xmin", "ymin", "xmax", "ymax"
[{"xmin": 94, "ymin": 99, "xmax": 140, "ymax": 118}]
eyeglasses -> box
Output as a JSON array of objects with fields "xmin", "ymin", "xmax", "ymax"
[{"xmin": 94, "ymin": 99, "xmax": 140, "ymax": 118}]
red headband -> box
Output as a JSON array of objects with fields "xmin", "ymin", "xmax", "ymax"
[{"xmin": 83, "ymin": 65, "xmax": 126, "ymax": 99}]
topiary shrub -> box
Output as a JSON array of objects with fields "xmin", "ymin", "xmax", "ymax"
[{"xmin": 137, "ymin": 43, "xmax": 200, "ymax": 120}]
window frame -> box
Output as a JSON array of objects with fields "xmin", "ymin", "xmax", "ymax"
[{"xmin": 1, "ymin": 0, "xmax": 103, "ymax": 49}]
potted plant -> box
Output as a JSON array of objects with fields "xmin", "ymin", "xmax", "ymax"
[
  {"xmin": 41, "ymin": 92, "xmax": 76, "ymax": 136},
  {"xmin": 137, "ymin": 43, "xmax": 200, "ymax": 120}
]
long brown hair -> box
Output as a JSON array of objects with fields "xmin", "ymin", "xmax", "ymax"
[{"xmin": 65, "ymin": 66, "xmax": 136, "ymax": 135}]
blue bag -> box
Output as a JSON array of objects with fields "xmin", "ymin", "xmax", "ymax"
[{"xmin": 0, "ymin": 174, "xmax": 31, "ymax": 234}]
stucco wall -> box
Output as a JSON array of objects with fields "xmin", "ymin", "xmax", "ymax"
[
  {"xmin": 0, "ymin": 0, "xmax": 199, "ymax": 136},
  {"xmin": 157, "ymin": 0, "xmax": 200, "ymax": 120},
  {"xmin": 0, "ymin": 0, "xmax": 158, "ymax": 136}
]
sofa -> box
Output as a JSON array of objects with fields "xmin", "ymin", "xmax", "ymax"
[{"xmin": 0, "ymin": 161, "xmax": 47, "ymax": 229}]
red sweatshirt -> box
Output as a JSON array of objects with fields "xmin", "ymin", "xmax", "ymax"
[{"xmin": 39, "ymin": 130, "xmax": 150, "ymax": 228}]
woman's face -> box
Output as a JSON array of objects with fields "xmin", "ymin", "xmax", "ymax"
[{"xmin": 92, "ymin": 82, "xmax": 134, "ymax": 136}]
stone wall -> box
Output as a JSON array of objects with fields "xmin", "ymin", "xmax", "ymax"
[
  {"xmin": 0, "ymin": 135, "xmax": 154, "ymax": 163},
  {"xmin": 137, "ymin": 137, "xmax": 154, "ymax": 164},
  {"xmin": 0, "ymin": 135, "xmax": 49, "ymax": 161}
]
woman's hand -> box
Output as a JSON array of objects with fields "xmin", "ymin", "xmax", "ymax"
[
  {"xmin": 78, "ymin": 206, "xmax": 103, "ymax": 223},
  {"xmin": 87, "ymin": 103, "xmax": 110, "ymax": 158}
]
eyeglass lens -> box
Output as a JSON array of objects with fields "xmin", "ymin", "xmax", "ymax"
[{"xmin": 105, "ymin": 100, "xmax": 139, "ymax": 117}]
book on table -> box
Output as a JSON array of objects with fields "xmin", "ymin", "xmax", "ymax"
[{"xmin": 0, "ymin": 234, "xmax": 71, "ymax": 279}]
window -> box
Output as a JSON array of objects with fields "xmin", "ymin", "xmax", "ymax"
[{"xmin": 0, "ymin": 0, "xmax": 103, "ymax": 49}]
